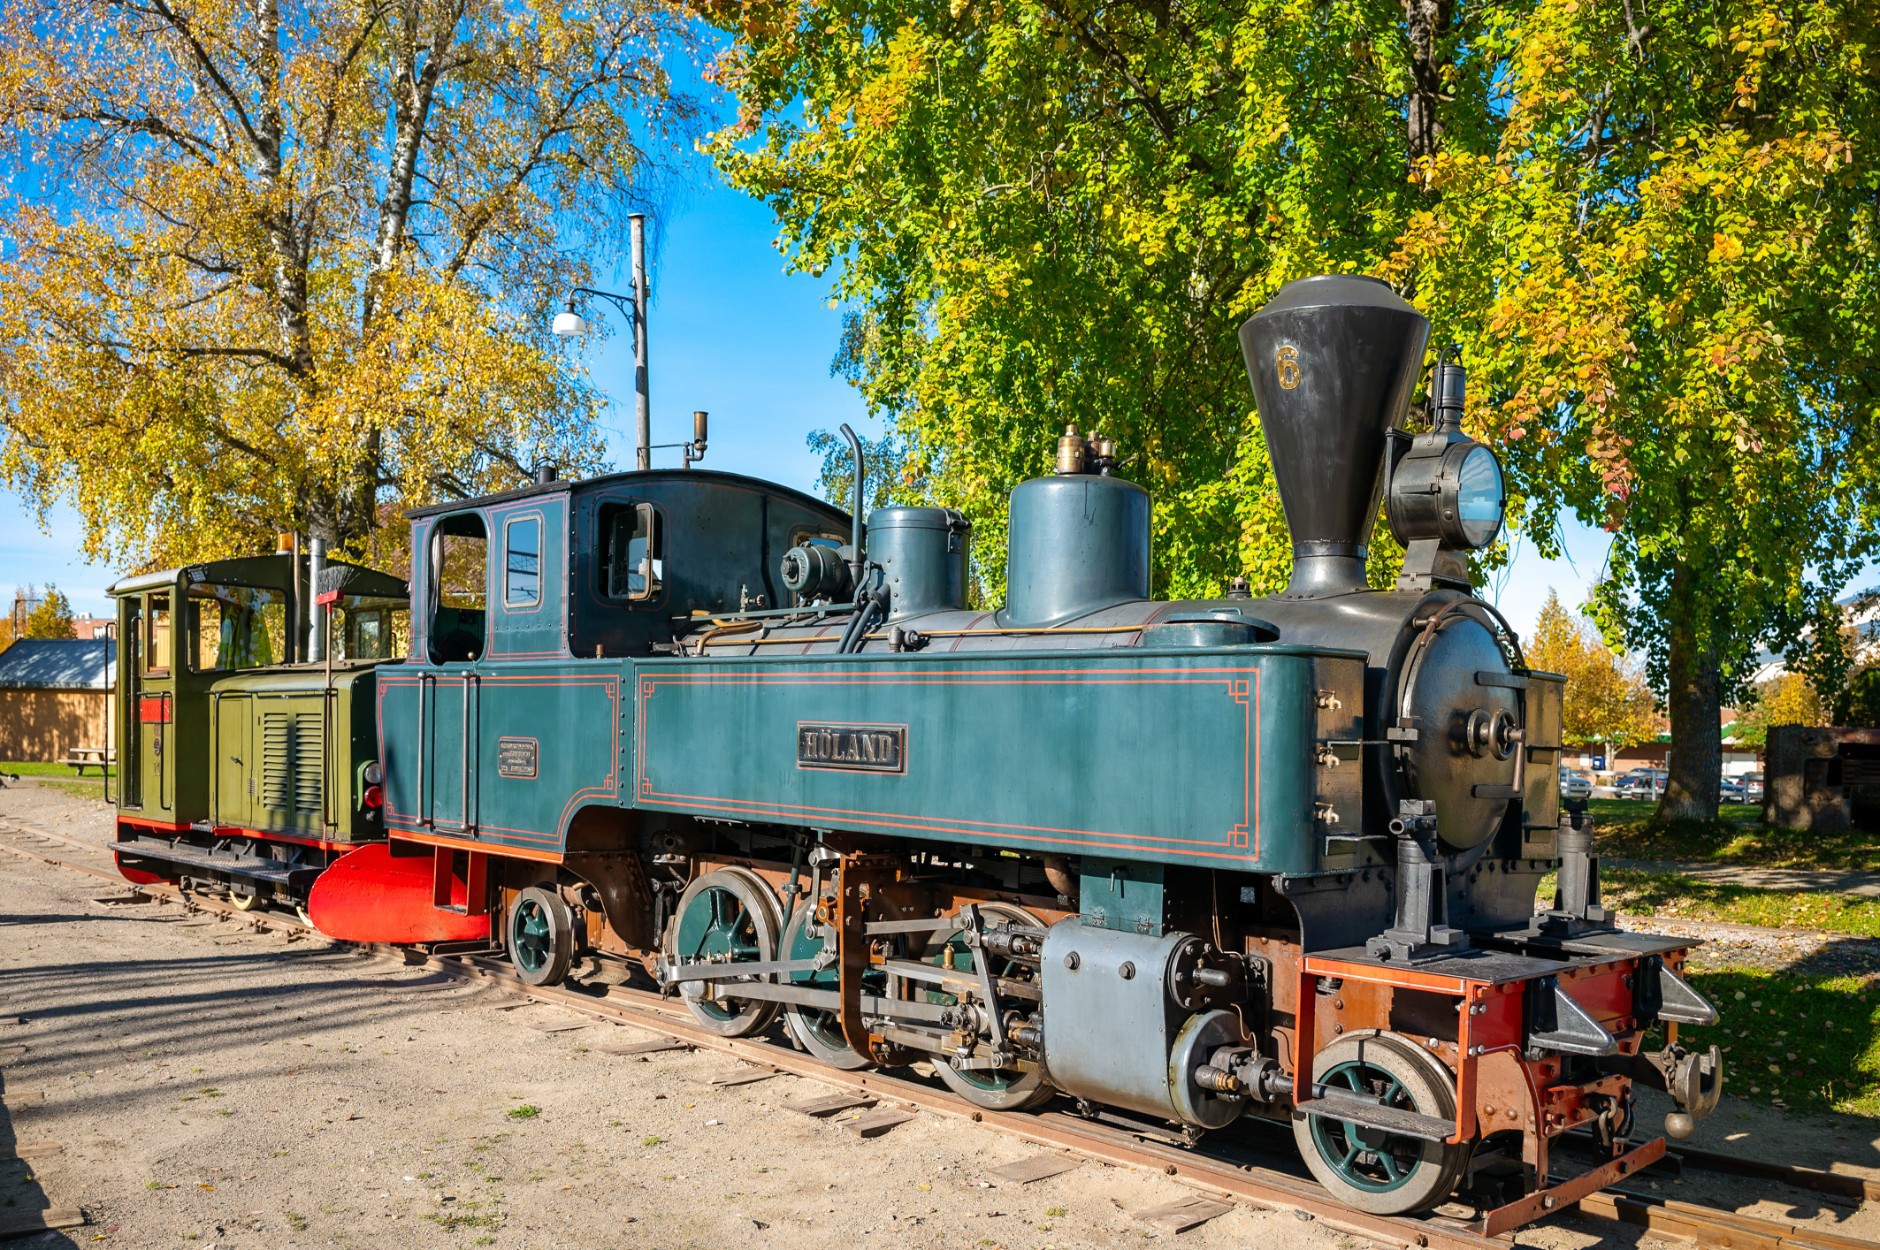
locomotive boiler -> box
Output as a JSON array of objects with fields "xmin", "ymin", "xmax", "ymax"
[{"xmin": 119, "ymin": 274, "xmax": 1722, "ymax": 1226}]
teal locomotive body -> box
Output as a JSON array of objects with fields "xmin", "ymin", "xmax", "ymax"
[{"xmin": 302, "ymin": 277, "xmax": 1724, "ymax": 1227}]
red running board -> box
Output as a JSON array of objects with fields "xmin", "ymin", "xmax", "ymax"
[{"xmin": 307, "ymin": 843, "xmax": 490, "ymax": 944}]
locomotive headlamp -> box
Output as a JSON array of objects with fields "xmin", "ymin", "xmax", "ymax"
[
  {"xmin": 1386, "ymin": 357, "xmax": 1505, "ymax": 554},
  {"xmin": 1388, "ymin": 438, "xmax": 1506, "ymax": 551},
  {"xmin": 1452, "ymin": 444, "xmax": 1505, "ymax": 548}
]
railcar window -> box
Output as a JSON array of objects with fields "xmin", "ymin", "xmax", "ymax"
[
  {"xmin": 188, "ymin": 584, "xmax": 288, "ymax": 672},
  {"xmin": 333, "ymin": 597, "xmax": 410, "ymax": 661},
  {"xmin": 146, "ymin": 593, "xmax": 172, "ymax": 674},
  {"xmin": 599, "ymin": 502, "xmax": 663, "ymax": 603},
  {"xmin": 504, "ymin": 516, "xmax": 541, "ymax": 607},
  {"xmin": 430, "ymin": 514, "xmax": 488, "ymax": 663}
]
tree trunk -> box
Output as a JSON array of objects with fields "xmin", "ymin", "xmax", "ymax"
[
  {"xmin": 1658, "ymin": 561, "xmax": 1722, "ymax": 822},
  {"xmin": 1403, "ymin": 0, "xmax": 1454, "ymax": 165}
]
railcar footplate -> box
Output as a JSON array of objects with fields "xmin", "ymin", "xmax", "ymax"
[{"xmin": 113, "ymin": 836, "xmax": 312, "ymax": 888}]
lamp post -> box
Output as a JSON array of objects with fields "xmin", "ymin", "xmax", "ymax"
[{"xmin": 554, "ymin": 213, "xmax": 652, "ymax": 471}]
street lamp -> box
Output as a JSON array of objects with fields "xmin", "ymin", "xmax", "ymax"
[
  {"xmin": 551, "ymin": 303, "xmax": 590, "ymax": 338},
  {"xmin": 555, "ymin": 212, "xmax": 652, "ymax": 471}
]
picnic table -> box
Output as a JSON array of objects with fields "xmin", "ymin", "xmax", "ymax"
[{"xmin": 63, "ymin": 746, "xmax": 115, "ymax": 775}]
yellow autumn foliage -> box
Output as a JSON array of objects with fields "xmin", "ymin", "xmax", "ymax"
[{"xmin": 0, "ymin": 0, "xmax": 699, "ymax": 572}]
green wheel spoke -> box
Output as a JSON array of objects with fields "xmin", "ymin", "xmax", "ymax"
[{"xmin": 1311, "ymin": 1058, "xmax": 1444, "ymax": 1196}]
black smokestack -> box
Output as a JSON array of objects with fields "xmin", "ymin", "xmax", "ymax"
[{"xmin": 1238, "ymin": 275, "xmax": 1430, "ymax": 598}]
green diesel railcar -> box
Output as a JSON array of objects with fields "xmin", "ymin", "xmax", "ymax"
[{"xmin": 110, "ymin": 554, "xmax": 408, "ymax": 912}]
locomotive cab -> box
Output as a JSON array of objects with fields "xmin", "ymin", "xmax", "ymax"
[{"xmin": 404, "ymin": 469, "xmax": 851, "ymax": 665}]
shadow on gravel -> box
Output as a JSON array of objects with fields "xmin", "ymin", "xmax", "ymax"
[
  {"xmin": 1779, "ymin": 936, "xmax": 1880, "ymax": 979},
  {"xmin": 1, "ymin": 916, "xmax": 500, "ymax": 1122},
  {"xmin": 0, "ymin": 1076, "xmax": 80, "ymax": 1247}
]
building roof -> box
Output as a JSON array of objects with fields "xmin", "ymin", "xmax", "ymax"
[{"xmin": 0, "ymin": 639, "xmax": 117, "ymax": 690}]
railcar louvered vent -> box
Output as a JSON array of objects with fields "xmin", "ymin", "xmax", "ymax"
[{"xmin": 261, "ymin": 710, "xmax": 324, "ymax": 814}]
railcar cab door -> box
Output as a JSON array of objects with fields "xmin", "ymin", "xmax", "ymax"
[
  {"xmin": 422, "ymin": 512, "xmax": 489, "ymax": 833},
  {"xmin": 113, "ymin": 573, "xmax": 199, "ymax": 825},
  {"xmin": 113, "ymin": 585, "xmax": 161, "ymax": 816}
]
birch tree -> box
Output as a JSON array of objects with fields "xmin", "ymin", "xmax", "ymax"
[{"xmin": 0, "ymin": 0, "xmax": 700, "ymax": 568}]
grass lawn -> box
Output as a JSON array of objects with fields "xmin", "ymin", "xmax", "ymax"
[
  {"xmin": 0, "ymin": 760, "xmax": 117, "ymax": 779},
  {"xmin": 0, "ymin": 761, "xmax": 116, "ymax": 802},
  {"xmin": 1679, "ymin": 966, "xmax": 1880, "ymax": 1116},
  {"xmin": 1591, "ymin": 797, "xmax": 1880, "ymax": 872},
  {"xmin": 1600, "ymin": 867, "xmax": 1880, "ymax": 937},
  {"xmin": 1575, "ymin": 796, "xmax": 1880, "ymax": 935}
]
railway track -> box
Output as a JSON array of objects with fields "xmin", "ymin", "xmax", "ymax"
[{"xmin": 2, "ymin": 816, "xmax": 1874, "ymax": 1250}]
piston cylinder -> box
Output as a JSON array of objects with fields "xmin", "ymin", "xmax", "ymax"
[{"xmin": 1038, "ymin": 920, "xmax": 1247, "ymax": 1129}]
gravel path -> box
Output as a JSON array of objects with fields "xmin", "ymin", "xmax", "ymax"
[
  {"xmin": 2, "ymin": 781, "xmax": 1876, "ymax": 1248},
  {"xmin": 1621, "ymin": 913, "xmax": 1880, "ymax": 979},
  {"xmin": 2, "ymin": 845, "xmax": 1366, "ymax": 1250}
]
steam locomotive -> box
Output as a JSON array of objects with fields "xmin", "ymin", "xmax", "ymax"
[{"xmin": 108, "ymin": 275, "xmax": 1723, "ymax": 1225}]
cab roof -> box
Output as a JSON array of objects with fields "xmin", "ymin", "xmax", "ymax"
[
  {"xmin": 108, "ymin": 554, "xmax": 408, "ymax": 601},
  {"xmin": 403, "ymin": 467, "xmax": 850, "ymax": 525}
]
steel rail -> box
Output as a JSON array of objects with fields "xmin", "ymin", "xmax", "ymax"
[
  {"xmin": 1, "ymin": 820, "xmax": 1875, "ymax": 1250},
  {"xmin": 1670, "ymin": 1146, "xmax": 1880, "ymax": 1207}
]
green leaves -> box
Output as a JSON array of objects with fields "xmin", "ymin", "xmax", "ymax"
[
  {"xmin": 713, "ymin": 0, "xmax": 1880, "ymax": 708},
  {"xmin": 711, "ymin": 0, "xmax": 1454, "ymax": 599}
]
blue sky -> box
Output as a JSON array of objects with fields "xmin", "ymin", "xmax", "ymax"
[{"xmin": 0, "ymin": 169, "xmax": 1607, "ymax": 638}]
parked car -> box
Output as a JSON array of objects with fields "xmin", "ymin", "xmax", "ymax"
[
  {"xmin": 1617, "ymin": 768, "xmax": 1667, "ymax": 800},
  {"xmin": 1742, "ymin": 771, "xmax": 1764, "ymax": 802},
  {"xmin": 1559, "ymin": 765, "xmax": 1593, "ymax": 803},
  {"xmin": 1720, "ymin": 777, "xmax": 1748, "ymax": 803}
]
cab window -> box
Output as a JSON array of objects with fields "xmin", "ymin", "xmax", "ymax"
[
  {"xmin": 429, "ymin": 514, "xmax": 488, "ymax": 663},
  {"xmin": 189, "ymin": 584, "xmax": 288, "ymax": 672},
  {"xmin": 791, "ymin": 526, "xmax": 847, "ymax": 552},
  {"xmin": 334, "ymin": 597, "xmax": 410, "ymax": 660},
  {"xmin": 599, "ymin": 502, "xmax": 663, "ymax": 603},
  {"xmin": 146, "ymin": 593, "xmax": 172, "ymax": 674},
  {"xmin": 504, "ymin": 516, "xmax": 542, "ymax": 607}
]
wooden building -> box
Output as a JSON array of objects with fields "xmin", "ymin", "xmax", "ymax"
[{"xmin": 0, "ymin": 639, "xmax": 116, "ymax": 762}]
